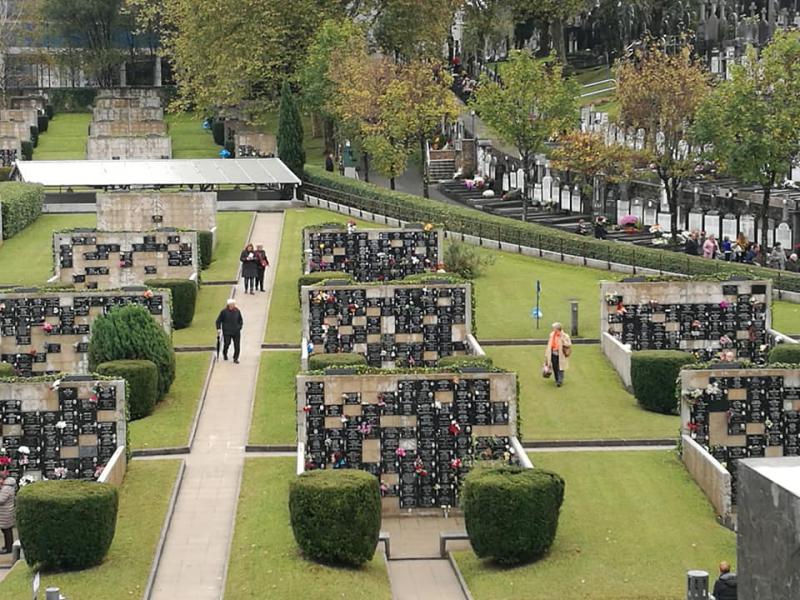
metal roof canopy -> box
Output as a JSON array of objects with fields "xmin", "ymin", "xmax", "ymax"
[{"xmin": 13, "ymin": 158, "xmax": 301, "ymax": 188}]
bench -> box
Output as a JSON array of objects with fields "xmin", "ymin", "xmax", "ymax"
[
  {"xmin": 378, "ymin": 531, "xmax": 391, "ymax": 559},
  {"xmin": 439, "ymin": 531, "xmax": 470, "ymax": 557}
]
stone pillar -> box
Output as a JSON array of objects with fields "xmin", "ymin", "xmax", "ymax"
[
  {"xmin": 120, "ymin": 62, "xmax": 127, "ymax": 87},
  {"xmin": 154, "ymin": 55, "xmax": 162, "ymax": 87}
]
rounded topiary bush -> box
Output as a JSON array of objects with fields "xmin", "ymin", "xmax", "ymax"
[
  {"xmin": 96, "ymin": 359, "xmax": 158, "ymax": 420},
  {"xmin": 197, "ymin": 231, "xmax": 214, "ymax": 269},
  {"xmin": 289, "ymin": 469, "xmax": 381, "ymax": 566},
  {"xmin": 0, "ymin": 362, "xmax": 13, "ymax": 377},
  {"xmin": 88, "ymin": 304, "xmax": 175, "ymax": 399},
  {"xmin": 630, "ymin": 350, "xmax": 697, "ymax": 414},
  {"xmin": 768, "ymin": 343, "xmax": 800, "ymax": 364},
  {"xmin": 462, "ymin": 466, "xmax": 565, "ymax": 565},
  {"xmin": 17, "ymin": 481, "xmax": 119, "ymax": 570},
  {"xmin": 307, "ymin": 353, "xmax": 367, "ymax": 371},
  {"xmin": 144, "ymin": 279, "xmax": 197, "ymax": 329}
]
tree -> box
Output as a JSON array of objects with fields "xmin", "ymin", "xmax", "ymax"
[
  {"xmin": 616, "ymin": 42, "xmax": 710, "ymax": 241},
  {"xmin": 373, "ymin": 0, "xmax": 462, "ymax": 60},
  {"xmin": 512, "ymin": 0, "xmax": 586, "ymax": 62},
  {"xmin": 470, "ymin": 50, "xmax": 578, "ymax": 220},
  {"xmin": 0, "ymin": 0, "xmax": 23, "ymax": 96},
  {"xmin": 277, "ymin": 82, "xmax": 306, "ymax": 177},
  {"xmin": 462, "ymin": 0, "xmax": 514, "ymax": 62},
  {"xmin": 694, "ymin": 32, "xmax": 800, "ymax": 250}
]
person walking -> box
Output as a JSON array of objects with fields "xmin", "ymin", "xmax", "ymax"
[
  {"xmin": 712, "ymin": 561, "xmax": 737, "ymax": 600},
  {"xmin": 240, "ymin": 243, "xmax": 259, "ymax": 294},
  {"xmin": 768, "ymin": 242, "xmax": 787, "ymax": 270},
  {"xmin": 721, "ymin": 236, "xmax": 732, "ymax": 261},
  {"xmin": 254, "ymin": 244, "xmax": 270, "ymax": 292},
  {"xmin": 544, "ymin": 322, "xmax": 572, "ymax": 388},
  {"xmin": 685, "ymin": 231, "xmax": 700, "ymax": 256},
  {"xmin": 735, "ymin": 232, "xmax": 748, "ymax": 262},
  {"xmin": 703, "ymin": 234, "xmax": 719, "ymax": 259},
  {"xmin": 215, "ymin": 299, "xmax": 243, "ymax": 364},
  {"xmin": 0, "ymin": 477, "xmax": 16, "ymax": 554}
]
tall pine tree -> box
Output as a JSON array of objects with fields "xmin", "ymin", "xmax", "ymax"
[{"xmin": 277, "ymin": 82, "xmax": 306, "ymax": 177}]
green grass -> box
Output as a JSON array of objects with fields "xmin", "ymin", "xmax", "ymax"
[
  {"xmin": 166, "ymin": 112, "xmax": 221, "ymax": 158},
  {"xmin": 0, "ymin": 460, "xmax": 180, "ymax": 600},
  {"xmin": 225, "ymin": 458, "xmax": 391, "ymax": 600},
  {"xmin": 454, "ymin": 451, "xmax": 736, "ymax": 600},
  {"xmin": 772, "ymin": 299, "xmax": 800, "ymax": 335},
  {"xmin": 491, "ymin": 345, "xmax": 678, "ymax": 441},
  {"xmin": 34, "ymin": 113, "xmax": 92, "ymax": 160},
  {"xmin": 129, "ymin": 352, "xmax": 211, "ymax": 450},
  {"xmin": 0, "ymin": 214, "xmax": 96, "ymax": 285},
  {"xmin": 173, "ymin": 285, "xmax": 233, "ymax": 347},
  {"xmin": 204, "ymin": 212, "xmax": 254, "ymax": 282},
  {"xmin": 249, "ymin": 351, "xmax": 300, "ymax": 445}
]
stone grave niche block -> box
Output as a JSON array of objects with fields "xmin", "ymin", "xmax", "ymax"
[
  {"xmin": 52, "ymin": 230, "xmax": 199, "ymax": 289},
  {"xmin": 304, "ymin": 227, "xmax": 443, "ymax": 282},
  {"xmin": 303, "ymin": 282, "xmax": 473, "ymax": 368},
  {"xmin": 0, "ymin": 121, "xmax": 31, "ymax": 142},
  {"xmin": 235, "ymin": 132, "xmax": 277, "ymax": 157},
  {"xmin": 297, "ymin": 371, "xmax": 518, "ymax": 512},
  {"xmin": 600, "ymin": 279, "xmax": 773, "ymax": 362},
  {"xmin": 91, "ymin": 107, "xmax": 165, "ymax": 122},
  {"xmin": 0, "ymin": 377, "xmax": 126, "ymax": 483},
  {"xmin": 9, "ymin": 96, "xmax": 46, "ymax": 112},
  {"xmin": 0, "ymin": 288, "xmax": 171, "ymax": 376},
  {"xmin": 89, "ymin": 120, "xmax": 168, "ymax": 137},
  {"xmin": 86, "ymin": 135, "xmax": 172, "ymax": 160},
  {"xmin": 680, "ymin": 367, "xmax": 800, "ymax": 506},
  {"xmin": 96, "ymin": 192, "xmax": 217, "ymax": 234},
  {"xmin": 0, "ymin": 109, "xmax": 38, "ymax": 129}
]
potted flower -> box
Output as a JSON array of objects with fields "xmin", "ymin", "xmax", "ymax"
[{"xmin": 619, "ymin": 215, "xmax": 641, "ymax": 233}]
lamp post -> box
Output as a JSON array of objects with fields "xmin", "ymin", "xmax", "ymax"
[{"xmin": 470, "ymin": 110, "xmax": 477, "ymax": 175}]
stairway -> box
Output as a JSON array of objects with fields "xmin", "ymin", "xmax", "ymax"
[{"xmin": 428, "ymin": 159, "xmax": 456, "ymax": 182}]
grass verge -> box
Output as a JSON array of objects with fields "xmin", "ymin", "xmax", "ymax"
[
  {"xmin": 166, "ymin": 112, "xmax": 221, "ymax": 159},
  {"xmin": 33, "ymin": 114, "xmax": 91, "ymax": 160},
  {"xmin": 203, "ymin": 212, "xmax": 254, "ymax": 282},
  {"xmin": 249, "ymin": 351, "xmax": 300, "ymax": 445},
  {"xmin": 173, "ymin": 285, "xmax": 232, "ymax": 348}
]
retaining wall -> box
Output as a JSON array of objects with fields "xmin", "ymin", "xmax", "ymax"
[{"xmin": 96, "ymin": 191, "xmax": 217, "ymax": 233}]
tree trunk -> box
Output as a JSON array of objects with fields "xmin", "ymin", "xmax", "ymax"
[
  {"xmin": 536, "ymin": 21, "xmax": 551, "ymax": 57},
  {"xmin": 323, "ymin": 117, "xmax": 335, "ymax": 155},
  {"xmin": 522, "ymin": 154, "xmax": 530, "ymax": 222},
  {"xmin": 390, "ymin": 177, "xmax": 396, "ymax": 190},
  {"xmin": 758, "ymin": 172, "xmax": 776, "ymax": 253},
  {"xmin": 551, "ymin": 19, "xmax": 567, "ymax": 63},
  {"xmin": 420, "ymin": 135, "xmax": 429, "ymax": 198},
  {"xmin": 363, "ymin": 151, "xmax": 369, "ymax": 183},
  {"xmin": 666, "ymin": 177, "xmax": 679, "ymax": 245}
]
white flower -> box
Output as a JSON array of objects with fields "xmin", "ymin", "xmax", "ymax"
[
  {"xmin": 55, "ymin": 421, "xmax": 67, "ymax": 430},
  {"xmin": 17, "ymin": 446, "xmax": 30, "ymax": 454}
]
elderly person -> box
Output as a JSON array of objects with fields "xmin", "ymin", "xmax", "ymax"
[
  {"xmin": 712, "ymin": 561, "xmax": 738, "ymax": 600},
  {"xmin": 215, "ymin": 299, "xmax": 243, "ymax": 364},
  {"xmin": 254, "ymin": 244, "xmax": 270, "ymax": 292},
  {"xmin": 0, "ymin": 477, "xmax": 16, "ymax": 554},
  {"xmin": 787, "ymin": 253, "xmax": 800, "ymax": 273},
  {"xmin": 544, "ymin": 322, "xmax": 572, "ymax": 387},
  {"xmin": 768, "ymin": 242, "xmax": 787, "ymax": 270}
]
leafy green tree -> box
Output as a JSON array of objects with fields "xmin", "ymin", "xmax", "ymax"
[
  {"xmin": 374, "ymin": 0, "xmax": 462, "ymax": 60},
  {"xmin": 470, "ymin": 50, "xmax": 578, "ymax": 220},
  {"xmin": 512, "ymin": 0, "xmax": 586, "ymax": 62},
  {"xmin": 277, "ymin": 81, "xmax": 306, "ymax": 177}
]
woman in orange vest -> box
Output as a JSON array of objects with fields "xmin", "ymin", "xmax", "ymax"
[{"xmin": 544, "ymin": 322, "xmax": 572, "ymax": 387}]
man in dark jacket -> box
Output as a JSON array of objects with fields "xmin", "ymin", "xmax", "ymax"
[
  {"xmin": 685, "ymin": 231, "xmax": 700, "ymax": 255},
  {"xmin": 712, "ymin": 561, "xmax": 737, "ymax": 600},
  {"xmin": 215, "ymin": 299, "xmax": 243, "ymax": 363}
]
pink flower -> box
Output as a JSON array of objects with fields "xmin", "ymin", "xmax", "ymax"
[
  {"xmin": 450, "ymin": 458, "xmax": 462, "ymax": 469},
  {"xmin": 88, "ymin": 394, "xmax": 98, "ymax": 403},
  {"xmin": 395, "ymin": 448, "xmax": 406, "ymax": 457},
  {"xmin": 143, "ymin": 290, "xmax": 153, "ymax": 299},
  {"xmin": 42, "ymin": 322, "xmax": 53, "ymax": 333}
]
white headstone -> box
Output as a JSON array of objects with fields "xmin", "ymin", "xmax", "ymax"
[
  {"xmin": 533, "ymin": 183, "xmax": 542, "ymax": 203},
  {"xmin": 517, "ymin": 168, "xmax": 525, "ymax": 191},
  {"xmin": 502, "ymin": 173, "xmax": 510, "ymax": 192},
  {"xmin": 705, "ymin": 214, "xmax": 720, "ymax": 239},
  {"xmin": 560, "ymin": 186, "xmax": 571, "ymax": 210},
  {"xmin": 657, "ymin": 212, "xmax": 672, "ymax": 231},
  {"xmin": 617, "ymin": 199, "xmax": 631, "ymax": 224},
  {"xmin": 643, "ymin": 207, "xmax": 657, "ymax": 226},
  {"xmin": 740, "ymin": 214, "xmax": 755, "ymax": 241},
  {"xmin": 509, "ymin": 171, "xmax": 517, "ymax": 189},
  {"xmin": 630, "ymin": 200, "xmax": 644, "ymax": 221},
  {"xmin": 688, "ymin": 210, "xmax": 704, "ymax": 232},
  {"xmin": 571, "ymin": 187, "xmax": 581, "ymax": 212},
  {"xmin": 776, "ymin": 222, "xmax": 792, "ymax": 248},
  {"xmin": 722, "ymin": 215, "xmax": 737, "ymax": 240},
  {"xmin": 541, "ymin": 171, "xmax": 552, "ymax": 201}
]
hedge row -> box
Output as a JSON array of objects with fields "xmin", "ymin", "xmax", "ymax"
[
  {"xmin": 198, "ymin": 230, "xmax": 214, "ymax": 269},
  {"xmin": 437, "ymin": 355, "xmax": 493, "ymax": 369},
  {"xmin": 307, "ymin": 353, "xmax": 367, "ymax": 371},
  {"xmin": 768, "ymin": 344, "xmax": 800, "ymax": 364},
  {"xmin": 630, "ymin": 350, "xmax": 698, "ymax": 414},
  {"xmin": 145, "ymin": 278, "xmax": 197, "ymax": 329},
  {"xmin": 304, "ymin": 166, "xmax": 800, "ymax": 292},
  {"xmin": 48, "ymin": 88, "xmax": 97, "ymax": 113},
  {"xmin": 297, "ymin": 271, "xmax": 353, "ymax": 302},
  {"xmin": 0, "ymin": 362, "xmax": 13, "ymax": 377},
  {"xmin": 0, "ymin": 182, "xmax": 44, "ymax": 240},
  {"xmin": 96, "ymin": 359, "xmax": 158, "ymax": 420}
]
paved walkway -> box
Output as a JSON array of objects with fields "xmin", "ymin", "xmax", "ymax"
[
  {"xmin": 149, "ymin": 213, "xmax": 283, "ymax": 600},
  {"xmin": 388, "ymin": 559, "xmax": 467, "ymax": 600}
]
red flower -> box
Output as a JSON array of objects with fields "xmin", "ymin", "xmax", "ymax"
[
  {"xmin": 448, "ymin": 421, "xmax": 461, "ymax": 436},
  {"xmin": 89, "ymin": 395, "xmax": 98, "ymax": 403},
  {"xmin": 302, "ymin": 405, "xmax": 312, "ymax": 413},
  {"xmin": 43, "ymin": 322, "xmax": 53, "ymax": 333},
  {"xmin": 0, "ymin": 457, "xmax": 11, "ymax": 466}
]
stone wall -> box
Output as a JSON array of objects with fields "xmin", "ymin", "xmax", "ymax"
[
  {"xmin": 681, "ymin": 434, "xmax": 732, "ymax": 522},
  {"xmin": 737, "ymin": 457, "xmax": 800, "ymax": 598},
  {"xmin": 52, "ymin": 230, "xmax": 199, "ymax": 288},
  {"xmin": 0, "ymin": 288, "xmax": 171, "ymax": 376},
  {"xmin": 0, "ymin": 109, "xmax": 38, "ymax": 128},
  {"xmin": 0, "ymin": 121, "xmax": 30, "ymax": 141},
  {"xmin": 86, "ymin": 135, "xmax": 172, "ymax": 160},
  {"xmin": 235, "ymin": 132, "xmax": 276, "ymax": 157},
  {"xmin": 96, "ymin": 192, "xmax": 217, "ymax": 232},
  {"xmin": 92, "ymin": 107, "xmax": 164, "ymax": 122},
  {"xmin": 600, "ymin": 332, "xmax": 633, "ymax": 389},
  {"xmin": 94, "ymin": 96, "xmax": 162, "ymax": 110},
  {"xmin": 9, "ymin": 96, "xmax": 46, "ymax": 111},
  {"xmin": 0, "ymin": 377, "xmax": 127, "ymax": 483},
  {"xmin": 89, "ymin": 120, "xmax": 168, "ymax": 137}
]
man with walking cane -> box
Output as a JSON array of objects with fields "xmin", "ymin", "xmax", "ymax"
[{"xmin": 215, "ymin": 298, "xmax": 243, "ymax": 363}]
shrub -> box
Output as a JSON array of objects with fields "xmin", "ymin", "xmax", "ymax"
[
  {"xmin": 297, "ymin": 271, "xmax": 353, "ymax": 302},
  {"xmin": 96, "ymin": 359, "xmax": 158, "ymax": 420},
  {"xmin": 307, "ymin": 353, "xmax": 367, "ymax": 371},
  {"xmin": 630, "ymin": 350, "xmax": 696, "ymax": 414},
  {"xmin": 224, "ymin": 140, "xmax": 235, "ymax": 157},
  {"xmin": 277, "ymin": 81, "xmax": 305, "ymax": 177},
  {"xmin": 0, "ymin": 167, "xmax": 11, "ymax": 182},
  {"xmin": 289, "ymin": 470, "xmax": 380, "ymax": 566},
  {"xmin": 443, "ymin": 241, "xmax": 495, "ymax": 279},
  {"xmin": 145, "ymin": 279, "xmax": 197, "ymax": 329},
  {"xmin": 45, "ymin": 104, "xmax": 54, "ymax": 119},
  {"xmin": 197, "ymin": 231, "xmax": 213, "ymax": 268},
  {"xmin": 29, "ymin": 125, "xmax": 38, "ymax": 148},
  {"xmin": 462, "ymin": 466, "xmax": 565, "ymax": 565},
  {"xmin": 37, "ymin": 115, "xmax": 49, "ymax": 133},
  {"xmin": 211, "ymin": 120, "xmax": 225, "ymax": 146},
  {"xmin": 437, "ymin": 355, "xmax": 493, "ymax": 369},
  {"xmin": 20, "ymin": 141, "xmax": 33, "ymax": 161},
  {"xmin": 48, "ymin": 88, "xmax": 97, "ymax": 113},
  {"xmin": 0, "ymin": 362, "xmax": 13, "ymax": 377},
  {"xmin": 17, "ymin": 480, "xmax": 118, "ymax": 570},
  {"xmin": 88, "ymin": 304, "xmax": 175, "ymax": 399},
  {"xmin": 768, "ymin": 344, "xmax": 800, "ymax": 364},
  {"xmin": 0, "ymin": 182, "xmax": 43, "ymax": 239}
]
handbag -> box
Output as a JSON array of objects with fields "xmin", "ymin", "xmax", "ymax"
[
  {"xmin": 541, "ymin": 363, "xmax": 552, "ymax": 378},
  {"xmin": 563, "ymin": 345, "xmax": 572, "ymax": 358}
]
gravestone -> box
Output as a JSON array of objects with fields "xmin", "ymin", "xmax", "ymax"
[
  {"xmin": 86, "ymin": 135, "xmax": 172, "ymax": 160},
  {"xmin": 96, "ymin": 192, "xmax": 216, "ymax": 233}
]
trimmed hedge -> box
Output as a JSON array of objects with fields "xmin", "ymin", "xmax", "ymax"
[
  {"xmin": 37, "ymin": 114, "xmax": 49, "ymax": 133},
  {"xmin": 307, "ymin": 353, "xmax": 367, "ymax": 371},
  {"xmin": 0, "ymin": 182, "xmax": 44, "ymax": 239},
  {"xmin": 304, "ymin": 166, "xmax": 800, "ymax": 293},
  {"xmin": 437, "ymin": 355, "xmax": 493, "ymax": 369},
  {"xmin": 211, "ymin": 120, "xmax": 225, "ymax": 146},
  {"xmin": 0, "ymin": 362, "xmax": 13, "ymax": 377},
  {"xmin": 29, "ymin": 125, "xmax": 38, "ymax": 148},
  {"xmin": 462, "ymin": 466, "xmax": 565, "ymax": 565},
  {"xmin": 17, "ymin": 480, "xmax": 119, "ymax": 570},
  {"xmin": 289, "ymin": 469, "xmax": 381, "ymax": 566},
  {"xmin": 45, "ymin": 104, "xmax": 54, "ymax": 119},
  {"xmin": 145, "ymin": 279, "xmax": 197, "ymax": 329},
  {"xmin": 48, "ymin": 88, "xmax": 97, "ymax": 113},
  {"xmin": 20, "ymin": 141, "xmax": 33, "ymax": 161},
  {"xmin": 768, "ymin": 344, "xmax": 800, "ymax": 364},
  {"xmin": 198, "ymin": 230, "xmax": 214, "ymax": 269},
  {"xmin": 297, "ymin": 271, "xmax": 353, "ymax": 302},
  {"xmin": 630, "ymin": 350, "xmax": 697, "ymax": 414},
  {"xmin": 96, "ymin": 359, "xmax": 158, "ymax": 420},
  {"xmin": 88, "ymin": 304, "xmax": 176, "ymax": 399}
]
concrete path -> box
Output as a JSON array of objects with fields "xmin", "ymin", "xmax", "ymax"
[
  {"xmin": 149, "ymin": 213, "xmax": 283, "ymax": 600},
  {"xmin": 388, "ymin": 559, "xmax": 468, "ymax": 600}
]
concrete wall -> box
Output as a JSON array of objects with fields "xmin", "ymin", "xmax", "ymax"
[
  {"xmin": 9, "ymin": 96, "xmax": 46, "ymax": 111},
  {"xmin": 681, "ymin": 434, "xmax": 732, "ymax": 522},
  {"xmin": 0, "ymin": 121, "xmax": 30, "ymax": 141},
  {"xmin": 96, "ymin": 446, "xmax": 127, "ymax": 486},
  {"xmin": 737, "ymin": 458, "xmax": 800, "ymax": 598},
  {"xmin": 89, "ymin": 120, "xmax": 167, "ymax": 137},
  {"xmin": 52, "ymin": 230, "xmax": 199, "ymax": 288},
  {"xmin": 92, "ymin": 107, "xmax": 164, "ymax": 122},
  {"xmin": 0, "ymin": 288, "xmax": 171, "ymax": 376},
  {"xmin": 0, "ymin": 109, "xmax": 38, "ymax": 128},
  {"xmin": 96, "ymin": 88, "xmax": 161, "ymax": 100},
  {"xmin": 0, "ymin": 377, "xmax": 126, "ymax": 483},
  {"xmin": 86, "ymin": 135, "xmax": 172, "ymax": 160},
  {"xmin": 96, "ymin": 191, "xmax": 217, "ymax": 233},
  {"xmin": 601, "ymin": 332, "xmax": 632, "ymax": 389},
  {"xmin": 94, "ymin": 96, "xmax": 162, "ymax": 110},
  {"xmin": 235, "ymin": 132, "xmax": 276, "ymax": 157}
]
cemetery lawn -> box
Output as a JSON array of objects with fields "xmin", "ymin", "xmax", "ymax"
[
  {"xmin": 454, "ymin": 450, "xmax": 736, "ymax": 600},
  {"xmin": 772, "ymin": 299, "xmax": 800, "ymax": 335},
  {"xmin": 130, "ymin": 351, "xmax": 211, "ymax": 450},
  {"xmin": 249, "ymin": 350, "xmax": 300, "ymax": 445},
  {"xmin": 203, "ymin": 212, "xmax": 255, "ymax": 282},
  {"xmin": 33, "ymin": 113, "xmax": 92, "ymax": 160},
  {"xmin": 167, "ymin": 112, "xmax": 221, "ymax": 158},
  {"xmin": 491, "ymin": 345, "xmax": 678, "ymax": 441},
  {"xmin": 0, "ymin": 459, "xmax": 180, "ymax": 600},
  {"xmin": 173, "ymin": 285, "xmax": 232, "ymax": 347},
  {"xmin": 264, "ymin": 208, "xmax": 375, "ymax": 344},
  {"xmin": 224, "ymin": 458, "xmax": 391, "ymax": 600},
  {"xmin": 0, "ymin": 214, "xmax": 96, "ymax": 285},
  {"xmin": 258, "ymin": 112, "xmax": 326, "ymax": 167}
]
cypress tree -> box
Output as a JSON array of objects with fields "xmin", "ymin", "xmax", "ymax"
[{"xmin": 277, "ymin": 82, "xmax": 306, "ymax": 177}]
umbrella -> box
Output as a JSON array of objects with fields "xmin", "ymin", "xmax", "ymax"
[{"xmin": 215, "ymin": 330, "xmax": 221, "ymax": 358}]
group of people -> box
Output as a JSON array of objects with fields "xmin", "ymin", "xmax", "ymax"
[
  {"xmin": 239, "ymin": 243, "xmax": 270, "ymax": 294},
  {"xmin": 685, "ymin": 231, "xmax": 799, "ymax": 271}
]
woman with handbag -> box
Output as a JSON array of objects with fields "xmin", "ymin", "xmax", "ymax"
[
  {"xmin": 254, "ymin": 244, "xmax": 270, "ymax": 292},
  {"xmin": 544, "ymin": 322, "xmax": 572, "ymax": 387}
]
